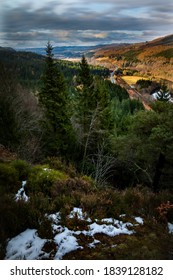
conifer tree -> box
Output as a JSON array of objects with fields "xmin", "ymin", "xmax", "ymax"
[
  {"xmin": 74, "ymin": 56, "xmax": 113, "ymax": 171},
  {"xmin": 76, "ymin": 55, "xmax": 95, "ymax": 135},
  {"xmin": 39, "ymin": 42, "xmax": 72, "ymax": 155}
]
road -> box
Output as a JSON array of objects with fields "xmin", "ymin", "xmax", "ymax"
[{"xmin": 114, "ymin": 76, "xmax": 152, "ymax": 111}]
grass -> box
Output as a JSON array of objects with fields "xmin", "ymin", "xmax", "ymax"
[
  {"xmin": 123, "ymin": 49, "xmax": 141, "ymax": 62},
  {"xmin": 155, "ymin": 48, "xmax": 173, "ymax": 60},
  {"xmin": 122, "ymin": 76, "xmax": 148, "ymax": 85}
]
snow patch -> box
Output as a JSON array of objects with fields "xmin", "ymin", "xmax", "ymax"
[
  {"xmin": 15, "ymin": 181, "xmax": 29, "ymax": 202},
  {"xmin": 87, "ymin": 222, "xmax": 134, "ymax": 237},
  {"xmin": 5, "ymin": 207, "xmax": 144, "ymax": 260},
  {"xmin": 69, "ymin": 207, "xmax": 91, "ymax": 222},
  {"xmin": 88, "ymin": 239, "xmax": 100, "ymax": 248},
  {"xmin": 5, "ymin": 229, "xmax": 47, "ymax": 260},
  {"xmin": 168, "ymin": 223, "xmax": 173, "ymax": 234},
  {"xmin": 54, "ymin": 227, "xmax": 83, "ymax": 259},
  {"xmin": 134, "ymin": 217, "xmax": 144, "ymax": 225}
]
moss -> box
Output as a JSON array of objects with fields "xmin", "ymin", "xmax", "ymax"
[
  {"xmin": 44, "ymin": 157, "xmax": 77, "ymax": 177},
  {"xmin": 26, "ymin": 165, "xmax": 68, "ymax": 195}
]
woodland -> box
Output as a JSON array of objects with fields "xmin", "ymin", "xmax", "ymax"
[{"xmin": 0, "ymin": 43, "xmax": 173, "ymax": 259}]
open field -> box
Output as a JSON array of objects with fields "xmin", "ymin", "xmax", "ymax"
[{"xmin": 122, "ymin": 76, "xmax": 149, "ymax": 85}]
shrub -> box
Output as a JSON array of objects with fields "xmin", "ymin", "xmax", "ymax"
[
  {"xmin": 26, "ymin": 165, "xmax": 68, "ymax": 195},
  {"xmin": 37, "ymin": 217, "xmax": 54, "ymax": 239},
  {"xmin": 44, "ymin": 157, "xmax": 77, "ymax": 177},
  {"xmin": 10, "ymin": 159, "xmax": 31, "ymax": 180},
  {"xmin": 0, "ymin": 194, "xmax": 30, "ymax": 258},
  {"xmin": 136, "ymin": 79, "xmax": 152, "ymax": 89},
  {"xmin": 0, "ymin": 163, "xmax": 19, "ymax": 195}
]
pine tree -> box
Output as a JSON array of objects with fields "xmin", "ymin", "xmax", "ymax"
[
  {"xmin": 39, "ymin": 42, "xmax": 72, "ymax": 155},
  {"xmin": 78, "ymin": 55, "xmax": 93, "ymax": 89},
  {"xmin": 76, "ymin": 55, "xmax": 95, "ymax": 135},
  {"xmin": 74, "ymin": 56, "xmax": 113, "ymax": 171}
]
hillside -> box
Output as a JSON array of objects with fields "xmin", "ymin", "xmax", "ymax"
[
  {"xmin": 90, "ymin": 34, "xmax": 173, "ymax": 85},
  {"xmin": 1, "ymin": 154, "xmax": 173, "ymax": 260},
  {"xmin": 0, "ymin": 47, "xmax": 109, "ymax": 89},
  {"xmin": 1, "ymin": 42, "xmax": 173, "ymax": 260}
]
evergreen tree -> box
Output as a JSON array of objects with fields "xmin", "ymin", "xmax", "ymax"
[
  {"xmin": 74, "ymin": 56, "xmax": 113, "ymax": 172},
  {"xmin": 76, "ymin": 55, "xmax": 95, "ymax": 135},
  {"xmin": 39, "ymin": 42, "xmax": 72, "ymax": 155},
  {"xmin": 78, "ymin": 55, "xmax": 93, "ymax": 88}
]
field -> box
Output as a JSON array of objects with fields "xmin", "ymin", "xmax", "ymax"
[{"xmin": 122, "ymin": 76, "xmax": 148, "ymax": 85}]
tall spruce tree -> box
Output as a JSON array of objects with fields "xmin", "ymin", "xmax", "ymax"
[
  {"xmin": 74, "ymin": 55, "xmax": 113, "ymax": 171},
  {"xmin": 39, "ymin": 42, "xmax": 72, "ymax": 155},
  {"xmin": 76, "ymin": 55, "xmax": 95, "ymax": 135}
]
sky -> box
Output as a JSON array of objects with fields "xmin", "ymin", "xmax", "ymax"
[{"xmin": 1, "ymin": 0, "xmax": 173, "ymax": 48}]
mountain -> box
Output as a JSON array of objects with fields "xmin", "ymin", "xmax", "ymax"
[
  {"xmin": 16, "ymin": 45, "xmax": 105, "ymax": 59},
  {"xmin": 89, "ymin": 34, "xmax": 173, "ymax": 85}
]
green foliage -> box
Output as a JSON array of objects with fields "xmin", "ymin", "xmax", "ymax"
[
  {"xmin": 26, "ymin": 165, "xmax": 68, "ymax": 195},
  {"xmin": 112, "ymin": 103, "xmax": 173, "ymax": 189},
  {"xmin": 0, "ymin": 163, "xmax": 19, "ymax": 195},
  {"xmin": 10, "ymin": 160, "xmax": 31, "ymax": 180},
  {"xmin": 43, "ymin": 157, "xmax": 77, "ymax": 177},
  {"xmin": 136, "ymin": 79, "xmax": 152, "ymax": 88},
  {"xmin": 104, "ymin": 80, "xmax": 129, "ymax": 101},
  {"xmin": 155, "ymin": 48, "xmax": 173, "ymax": 59},
  {"xmin": 0, "ymin": 63, "xmax": 21, "ymax": 148},
  {"xmin": 74, "ymin": 56, "xmax": 115, "ymax": 174},
  {"xmin": 39, "ymin": 42, "xmax": 74, "ymax": 156},
  {"xmin": 0, "ymin": 49, "xmax": 44, "ymax": 89},
  {"xmin": 123, "ymin": 49, "xmax": 141, "ymax": 62},
  {"xmin": 78, "ymin": 55, "xmax": 93, "ymax": 86}
]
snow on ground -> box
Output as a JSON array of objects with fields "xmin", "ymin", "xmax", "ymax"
[
  {"xmin": 68, "ymin": 207, "xmax": 92, "ymax": 222},
  {"xmin": 168, "ymin": 223, "xmax": 173, "ymax": 234},
  {"xmin": 5, "ymin": 229, "xmax": 47, "ymax": 260},
  {"xmin": 54, "ymin": 227, "xmax": 83, "ymax": 260},
  {"xmin": 86, "ymin": 222, "xmax": 134, "ymax": 237},
  {"xmin": 15, "ymin": 181, "xmax": 29, "ymax": 202},
  {"xmin": 5, "ymin": 207, "xmax": 172, "ymax": 260},
  {"xmin": 134, "ymin": 217, "xmax": 144, "ymax": 225}
]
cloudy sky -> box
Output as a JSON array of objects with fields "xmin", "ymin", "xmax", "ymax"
[{"xmin": 1, "ymin": 0, "xmax": 173, "ymax": 48}]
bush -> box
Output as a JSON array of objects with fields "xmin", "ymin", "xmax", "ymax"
[
  {"xmin": 10, "ymin": 159, "xmax": 31, "ymax": 180},
  {"xmin": 0, "ymin": 163, "xmax": 19, "ymax": 195},
  {"xmin": 26, "ymin": 165, "xmax": 68, "ymax": 195},
  {"xmin": 0, "ymin": 194, "xmax": 31, "ymax": 258},
  {"xmin": 43, "ymin": 157, "xmax": 77, "ymax": 177},
  {"xmin": 136, "ymin": 79, "xmax": 152, "ymax": 88}
]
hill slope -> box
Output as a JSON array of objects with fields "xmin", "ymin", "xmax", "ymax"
[{"xmin": 90, "ymin": 34, "xmax": 173, "ymax": 84}]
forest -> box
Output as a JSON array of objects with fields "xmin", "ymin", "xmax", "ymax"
[{"xmin": 0, "ymin": 43, "xmax": 173, "ymax": 260}]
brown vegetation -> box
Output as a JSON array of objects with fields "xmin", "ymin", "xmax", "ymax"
[{"xmin": 91, "ymin": 34, "xmax": 173, "ymax": 86}]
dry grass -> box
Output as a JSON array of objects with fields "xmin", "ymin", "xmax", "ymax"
[{"xmin": 122, "ymin": 76, "xmax": 148, "ymax": 85}]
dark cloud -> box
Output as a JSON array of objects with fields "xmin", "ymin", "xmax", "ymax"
[{"xmin": 1, "ymin": 0, "xmax": 173, "ymax": 47}]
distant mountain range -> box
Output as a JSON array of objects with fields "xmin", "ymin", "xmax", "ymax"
[
  {"xmin": 14, "ymin": 43, "xmax": 130, "ymax": 59},
  {"xmin": 14, "ymin": 45, "xmax": 105, "ymax": 59}
]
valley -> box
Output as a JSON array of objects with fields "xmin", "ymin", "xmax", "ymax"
[
  {"xmin": 1, "ymin": 34, "xmax": 173, "ymax": 260},
  {"xmin": 89, "ymin": 34, "xmax": 173, "ymax": 88}
]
